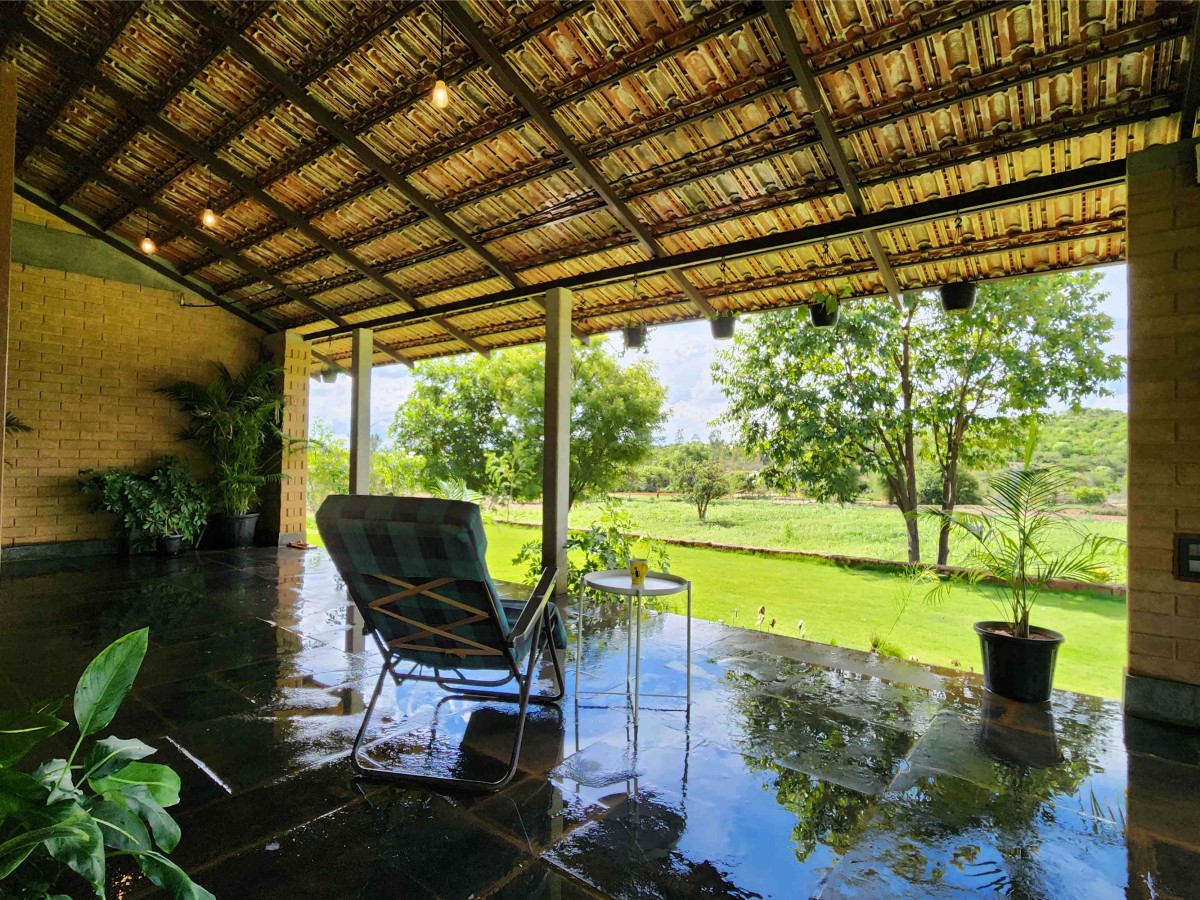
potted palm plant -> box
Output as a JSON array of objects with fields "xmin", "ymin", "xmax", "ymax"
[
  {"xmin": 158, "ymin": 356, "xmax": 286, "ymax": 548},
  {"xmin": 922, "ymin": 428, "xmax": 1122, "ymax": 702},
  {"xmin": 81, "ymin": 457, "xmax": 209, "ymax": 556}
]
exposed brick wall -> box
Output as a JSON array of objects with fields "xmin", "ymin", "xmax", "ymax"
[
  {"xmin": 258, "ymin": 332, "xmax": 310, "ymax": 543},
  {"xmin": 1, "ymin": 201, "xmax": 263, "ymax": 550},
  {"xmin": 1126, "ymin": 142, "xmax": 1200, "ymax": 688}
]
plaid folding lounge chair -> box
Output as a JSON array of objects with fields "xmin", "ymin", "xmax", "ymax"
[{"xmin": 317, "ymin": 495, "xmax": 567, "ymax": 792}]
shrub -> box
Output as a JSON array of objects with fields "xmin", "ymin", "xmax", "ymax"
[
  {"xmin": 515, "ymin": 497, "xmax": 669, "ymax": 596},
  {"xmin": 1073, "ymin": 486, "xmax": 1108, "ymax": 505},
  {"xmin": 917, "ymin": 469, "xmax": 982, "ymax": 506}
]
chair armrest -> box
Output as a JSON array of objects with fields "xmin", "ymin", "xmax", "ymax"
[{"xmin": 506, "ymin": 567, "xmax": 558, "ymax": 646}]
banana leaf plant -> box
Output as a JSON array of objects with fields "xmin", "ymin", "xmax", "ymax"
[
  {"xmin": 0, "ymin": 629, "xmax": 211, "ymax": 898},
  {"xmin": 157, "ymin": 356, "xmax": 286, "ymax": 517}
]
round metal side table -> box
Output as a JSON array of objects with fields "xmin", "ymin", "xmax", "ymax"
[{"xmin": 573, "ymin": 569, "xmax": 691, "ymax": 724}]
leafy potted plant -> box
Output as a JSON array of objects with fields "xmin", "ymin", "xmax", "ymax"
[
  {"xmin": 80, "ymin": 458, "xmax": 209, "ymax": 556},
  {"xmin": 0, "ymin": 628, "xmax": 211, "ymax": 898},
  {"xmin": 158, "ymin": 356, "xmax": 286, "ymax": 548},
  {"xmin": 808, "ymin": 286, "xmax": 851, "ymax": 327},
  {"xmin": 922, "ymin": 429, "xmax": 1122, "ymax": 702}
]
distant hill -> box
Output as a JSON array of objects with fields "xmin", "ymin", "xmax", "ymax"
[{"xmin": 1033, "ymin": 408, "xmax": 1126, "ymax": 496}]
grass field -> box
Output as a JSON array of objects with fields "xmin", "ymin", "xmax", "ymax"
[
  {"xmin": 306, "ymin": 514, "xmax": 1126, "ymax": 700},
  {"xmin": 498, "ymin": 494, "xmax": 1129, "ymax": 582}
]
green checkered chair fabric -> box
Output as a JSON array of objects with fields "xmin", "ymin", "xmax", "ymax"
[{"xmin": 317, "ymin": 495, "xmax": 565, "ymax": 670}]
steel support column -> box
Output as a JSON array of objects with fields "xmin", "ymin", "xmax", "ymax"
[
  {"xmin": 542, "ymin": 286, "xmax": 572, "ymax": 597},
  {"xmin": 349, "ymin": 328, "xmax": 373, "ymax": 495}
]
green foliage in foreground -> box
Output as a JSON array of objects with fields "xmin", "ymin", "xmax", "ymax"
[{"xmin": 0, "ymin": 630, "xmax": 210, "ymax": 899}]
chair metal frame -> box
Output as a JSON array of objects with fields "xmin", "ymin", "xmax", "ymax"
[{"xmin": 349, "ymin": 566, "xmax": 565, "ymax": 792}]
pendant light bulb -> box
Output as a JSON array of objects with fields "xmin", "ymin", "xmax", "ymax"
[
  {"xmin": 201, "ymin": 206, "xmax": 219, "ymax": 229},
  {"xmin": 431, "ymin": 78, "xmax": 450, "ymax": 109},
  {"xmin": 140, "ymin": 235, "xmax": 157, "ymax": 255}
]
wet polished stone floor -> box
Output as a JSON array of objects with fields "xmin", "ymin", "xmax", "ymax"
[{"xmin": 2, "ymin": 547, "xmax": 1199, "ymax": 898}]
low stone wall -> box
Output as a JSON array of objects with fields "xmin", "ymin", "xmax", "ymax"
[{"xmin": 491, "ymin": 517, "xmax": 1127, "ymax": 598}]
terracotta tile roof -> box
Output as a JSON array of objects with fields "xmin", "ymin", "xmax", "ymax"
[{"xmin": 5, "ymin": 0, "xmax": 1194, "ymax": 367}]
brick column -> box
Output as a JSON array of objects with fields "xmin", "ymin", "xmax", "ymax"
[
  {"xmin": 1125, "ymin": 139, "xmax": 1200, "ymax": 725},
  {"xmin": 259, "ymin": 331, "xmax": 310, "ymax": 545}
]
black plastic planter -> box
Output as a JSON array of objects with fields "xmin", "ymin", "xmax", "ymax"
[
  {"xmin": 157, "ymin": 534, "xmax": 184, "ymax": 557},
  {"xmin": 975, "ymin": 621, "xmax": 1064, "ymax": 703},
  {"xmin": 216, "ymin": 513, "xmax": 260, "ymax": 549},
  {"xmin": 710, "ymin": 315, "xmax": 736, "ymax": 340},
  {"xmin": 623, "ymin": 324, "xmax": 647, "ymax": 351},
  {"xmin": 940, "ymin": 281, "xmax": 978, "ymax": 312},
  {"xmin": 809, "ymin": 303, "xmax": 839, "ymax": 327}
]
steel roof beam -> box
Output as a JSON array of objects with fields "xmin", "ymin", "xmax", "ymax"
[
  {"xmin": 1179, "ymin": 6, "xmax": 1200, "ymax": 140},
  {"xmin": 316, "ymin": 215, "xmax": 1125, "ymax": 358},
  {"xmin": 301, "ymin": 159, "xmax": 1126, "ymax": 342},
  {"xmin": 50, "ymin": 2, "xmax": 271, "ymax": 205},
  {"xmin": 13, "ymin": 18, "xmax": 493, "ymax": 362},
  {"xmin": 14, "ymin": 179, "xmax": 275, "ymax": 332},
  {"xmin": 445, "ymin": 2, "xmax": 717, "ymax": 319},
  {"xmin": 14, "ymin": 2, "xmax": 142, "ymax": 168},
  {"xmin": 32, "ymin": 133, "xmax": 416, "ymax": 367},
  {"xmin": 765, "ymin": 2, "xmax": 903, "ymax": 302},
  {"xmin": 97, "ymin": 3, "xmax": 421, "ymax": 232}
]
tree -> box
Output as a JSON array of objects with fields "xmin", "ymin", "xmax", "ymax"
[
  {"xmin": 714, "ymin": 297, "xmax": 926, "ymax": 561},
  {"xmin": 390, "ymin": 339, "xmax": 667, "ymax": 505},
  {"xmin": 713, "ymin": 273, "xmax": 1122, "ymax": 563},
  {"xmin": 306, "ymin": 419, "xmax": 348, "ymax": 512},
  {"xmin": 915, "ymin": 272, "xmax": 1122, "ymax": 564},
  {"xmin": 670, "ymin": 443, "xmax": 731, "ymax": 522}
]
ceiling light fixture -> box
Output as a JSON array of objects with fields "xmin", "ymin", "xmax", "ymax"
[
  {"xmin": 139, "ymin": 212, "xmax": 156, "ymax": 255},
  {"xmin": 431, "ymin": 4, "xmax": 450, "ymax": 110},
  {"xmin": 200, "ymin": 167, "xmax": 219, "ymax": 229}
]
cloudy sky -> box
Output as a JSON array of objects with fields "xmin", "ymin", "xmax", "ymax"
[{"xmin": 310, "ymin": 264, "xmax": 1129, "ymax": 442}]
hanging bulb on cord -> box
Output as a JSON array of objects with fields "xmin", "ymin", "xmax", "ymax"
[
  {"xmin": 200, "ymin": 206, "xmax": 219, "ymax": 229},
  {"xmin": 431, "ymin": 78, "xmax": 449, "ymax": 109},
  {"xmin": 140, "ymin": 235, "xmax": 157, "ymax": 255},
  {"xmin": 430, "ymin": 4, "xmax": 450, "ymax": 110}
]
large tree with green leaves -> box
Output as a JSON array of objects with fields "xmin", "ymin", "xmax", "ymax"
[
  {"xmin": 713, "ymin": 272, "xmax": 1122, "ymax": 564},
  {"xmin": 390, "ymin": 339, "xmax": 667, "ymax": 505}
]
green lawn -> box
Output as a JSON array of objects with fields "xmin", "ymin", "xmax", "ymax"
[
  {"xmin": 499, "ymin": 494, "xmax": 1128, "ymax": 582},
  {"xmin": 306, "ymin": 515, "xmax": 1126, "ymax": 700}
]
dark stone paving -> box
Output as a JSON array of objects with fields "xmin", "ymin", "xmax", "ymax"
[{"xmin": 2, "ymin": 547, "xmax": 1198, "ymax": 899}]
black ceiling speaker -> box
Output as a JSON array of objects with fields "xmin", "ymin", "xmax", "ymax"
[{"xmin": 940, "ymin": 281, "xmax": 978, "ymax": 312}]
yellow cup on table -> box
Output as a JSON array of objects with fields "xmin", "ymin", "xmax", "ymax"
[{"xmin": 629, "ymin": 557, "xmax": 648, "ymax": 586}]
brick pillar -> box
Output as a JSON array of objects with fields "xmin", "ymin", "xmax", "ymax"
[
  {"xmin": 259, "ymin": 331, "xmax": 310, "ymax": 544},
  {"xmin": 1125, "ymin": 139, "xmax": 1200, "ymax": 726}
]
